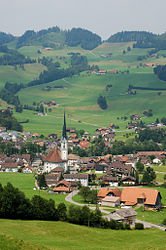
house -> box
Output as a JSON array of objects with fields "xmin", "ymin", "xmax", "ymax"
[
  {"xmin": 45, "ymin": 173, "xmax": 61, "ymax": 187},
  {"xmin": 101, "ymin": 196, "xmax": 120, "ymax": 207},
  {"xmin": 120, "ymin": 187, "xmax": 162, "ymax": 210},
  {"xmin": 1, "ymin": 162, "xmax": 18, "ymax": 172},
  {"xmin": 53, "ymin": 180, "xmax": 71, "ymax": 193},
  {"xmin": 68, "ymin": 154, "xmax": 80, "ymax": 166},
  {"xmin": 121, "ymin": 176, "xmax": 136, "ymax": 185},
  {"xmin": 79, "ymin": 141, "xmax": 89, "ymax": 149},
  {"xmin": 97, "ymin": 188, "xmax": 121, "ymax": 200},
  {"xmin": 112, "ymin": 208, "xmax": 137, "ymax": 226},
  {"xmin": 51, "ymin": 167, "xmax": 64, "ymax": 174},
  {"xmin": 107, "ymin": 162, "xmax": 135, "ymax": 178},
  {"xmin": 22, "ymin": 166, "xmax": 33, "ymax": 174},
  {"xmin": 98, "ymin": 175, "xmax": 119, "ymax": 187},
  {"xmin": 95, "ymin": 164, "xmax": 109, "ymax": 174},
  {"xmin": 64, "ymin": 174, "xmax": 88, "ymax": 186}
]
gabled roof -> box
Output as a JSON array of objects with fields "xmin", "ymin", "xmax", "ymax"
[
  {"xmin": 53, "ymin": 179, "xmax": 71, "ymax": 192},
  {"xmin": 121, "ymin": 187, "xmax": 161, "ymax": 206},
  {"xmin": 115, "ymin": 208, "xmax": 137, "ymax": 218},
  {"xmin": 98, "ymin": 188, "xmax": 121, "ymax": 198},
  {"xmin": 44, "ymin": 147, "xmax": 63, "ymax": 163}
]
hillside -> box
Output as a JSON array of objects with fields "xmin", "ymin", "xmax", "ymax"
[
  {"xmin": 0, "ymin": 219, "xmax": 166, "ymax": 250},
  {"xmin": 0, "ymin": 29, "xmax": 166, "ymax": 136}
]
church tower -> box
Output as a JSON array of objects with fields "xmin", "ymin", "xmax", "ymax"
[{"xmin": 61, "ymin": 112, "xmax": 68, "ymax": 161}]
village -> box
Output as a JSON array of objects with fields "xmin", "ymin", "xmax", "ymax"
[{"xmin": 0, "ymin": 111, "xmax": 166, "ymax": 230}]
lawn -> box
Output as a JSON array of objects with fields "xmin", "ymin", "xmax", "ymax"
[
  {"xmin": 0, "ymin": 173, "xmax": 69, "ymax": 207},
  {"xmin": 0, "ymin": 219, "xmax": 166, "ymax": 250}
]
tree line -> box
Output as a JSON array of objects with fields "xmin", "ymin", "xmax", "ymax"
[
  {"xmin": 0, "ymin": 45, "xmax": 36, "ymax": 66},
  {"xmin": 154, "ymin": 65, "xmax": 166, "ymax": 81},
  {"xmin": 0, "ymin": 109, "xmax": 22, "ymax": 132},
  {"xmin": 0, "ymin": 182, "xmax": 143, "ymax": 230}
]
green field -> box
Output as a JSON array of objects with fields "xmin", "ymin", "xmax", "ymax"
[
  {"xmin": 1, "ymin": 42, "xmax": 166, "ymax": 137},
  {"xmin": 0, "ymin": 219, "xmax": 166, "ymax": 250},
  {"xmin": 0, "ymin": 173, "xmax": 69, "ymax": 206}
]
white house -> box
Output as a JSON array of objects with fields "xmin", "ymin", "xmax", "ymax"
[{"xmin": 64, "ymin": 174, "xmax": 89, "ymax": 186}]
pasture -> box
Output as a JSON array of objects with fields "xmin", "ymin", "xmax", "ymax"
[
  {"xmin": 0, "ymin": 219, "xmax": 166, "ymax": 250},
  {"xmin": 0, "ymin": 173, "xmax": 69, "ymax": 206}
]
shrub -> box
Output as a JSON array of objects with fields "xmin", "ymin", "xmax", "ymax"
[
  {"xmin": 162, "ymin": 219, "xmax": 166, "ymax": 225},
  {"xmin": 135, "ymin": 223, "xmax": 144, "ymax": 230}
]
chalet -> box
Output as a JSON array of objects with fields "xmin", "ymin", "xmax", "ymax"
[
  {"xmin": 48, "ymin": 133, "xmax": 57, "ymax": 139},
  {"xmin": 68, "ymin": 154, "xmax": 80, "ymax": 167},
  {"xmin": 66, "ymin": 127, "xmax": 76, "ymax": 133},
  {"xmin": 79, "ymin": 141, "xmax": 89, "ymax": 149},
  {"xmin": 110, "ymin": 70, "xmax": 118, "ymax": 74},
  {"xmin": 1, "ymin": 162, "xmax": 18, "ymax": 172},
  {"xmin": 98, "ymin": 175, "xmax": 119, "ymax": 187},
  {"xmin": 22, "ymin": 166, "xmax": 33, "ymax": 174},
  {"xmin": 64, "ymin": 174, "xmax": 88, "ymax": 186},
  {"xmin": 112, "ymin": 208, "xmax": 137, "ymax": 226},
  {"xmin": 98, "ymin": 70, "xmax": 107, "ymax": 75},
  {"xmin": 98, "ymin": 188, "xmax": 121, "ymax": 200},
  {"xmin": 50, "ymin": 167, "xmax": 64, "ymax": 174},
  {"xmin": 120, "ymin": 187, "xmax": 162, "ymax": 210},
  {"xmin": 107, "ymin": 162, "xmax": 135, "ymax": 178},
  {"xmin": 121, "ymin": 176, "xmax": 136, "ymax": 185},
  {"xmin": 95, "ymin": 163, "xmax": 109, "ymax": 174},
  {"xmin": 45, "ymin": 173, "xmax": 61, "ymax": 187},
  {"xmin": 53, "ymin": 180, "xmax": 71, "ymax": 194}
]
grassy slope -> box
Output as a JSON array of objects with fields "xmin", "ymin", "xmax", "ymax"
[
  {"xmin": 0, "ymin": 219, "xmax": 166, "ymax": 250},
  {"xmin": 1, "ymin": 42, "xmax": 166, "ymax": 136},
  {"xmin": 16, "ymin": 67, "xmax": 166, "ymax": 136},
  {"xmin": 0, "ymin": 173, "xmax": 69, "ymax": 206}
]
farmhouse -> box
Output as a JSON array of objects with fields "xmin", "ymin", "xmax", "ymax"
[
  {"xmin": 64, "ymin": 174, "xmax": 88, "ymax": 186},
  {"xmin": 98, "ymin": 175, "xmax": 119, "ymax": 187},
  {"xmin": 45, "ymin": 173, "xmax": 61, "ymax": 187},
  {"xmin": 112, "ymin": 208, "xmax": 137, "ymax": 226},
  {"xmin": 98, "ymin": 188, "xmax": 121, "ymax": 200},
  {"xmin": 120, "ymin": 187, "xmax": 162, "ymax": 210},
  {"xmin": 53, "ymin": 180, "xmax": 71, "ymax": 194},
  {"xmin": 22, "ymin": 166, "xmax": 33, "ymax": 174}
]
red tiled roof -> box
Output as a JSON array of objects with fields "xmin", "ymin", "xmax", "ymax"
[
  {"xmin": 44, "ymin": 147, "xmax": 63, "ymax": 163},
  {"xmin": 121, "ymin": 187, "xmax": 160, "ymax": 206}
]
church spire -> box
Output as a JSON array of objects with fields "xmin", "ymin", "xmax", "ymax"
[{"xmin": 62, "ymin": 111, "xmax": 67, "ymax": 139}]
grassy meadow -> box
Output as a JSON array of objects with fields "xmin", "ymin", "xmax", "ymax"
[
  {"xmin": 0, "ymin": 173, "xmax": 69, "ymax": 207},
  {"xmin": 0, "ymin": 219, "xmax": 166, "ymax": 250},
  {"xmin": 0, "ymin": 42, "xmax": 166, "ymax": 136}
]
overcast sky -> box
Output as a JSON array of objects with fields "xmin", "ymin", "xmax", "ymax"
[{"xmin": 0, "ymin": 0, "xmax": 165, "ymax": 39}]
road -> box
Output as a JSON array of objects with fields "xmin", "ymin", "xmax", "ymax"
[{"xmin": 65, "ymin": 190, "xmax": 166, "ymax": 231}]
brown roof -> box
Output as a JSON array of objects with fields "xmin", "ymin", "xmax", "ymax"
[
  {"xmin": 68, "ymin": 154, "xmax": 80, "ymax": 160},
  {"xmin": 121, "ymin": 187, "xmax": 160, "ymax": 206},
  {"xmin": 51, "ymin": 167, "xmax": 64, "ymax": 173},
  {"xmin": 53, "ymin": 180, "xmax": 71, "ymax": 192},
  {"xmin": 64, "ymin": 174, "xmax": 88, "ymax": 180},
  {"xmin": 98, "ymin": 188, "xmax": 121, "ymax": 198},
  {"xmin": 1, "ymin": 162, "xmax": 18, "ymax": 168},
  {"xmin": 44, "ymin": 147, "xmax": 63, "ymax": 163},
  {"xmin": 115, "ymin": 208, "xmax": 137, "ymax": 218},
  {"xmin": 102, "ymin": 196, "xmax": 120, "ymax": 202}
]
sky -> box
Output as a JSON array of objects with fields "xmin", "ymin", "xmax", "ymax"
[{"xmin": 0, "ymin": 0, "xmax": 166, "ymax": 40}]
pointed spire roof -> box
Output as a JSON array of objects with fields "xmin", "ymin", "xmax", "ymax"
[{"xmin": 62, "ymin": 111, "xmax": 67, "ymax": 139}]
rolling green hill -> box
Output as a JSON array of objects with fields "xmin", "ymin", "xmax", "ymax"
[{"xmin": 0, "ymin": 39, "xmax": 166, "ymax": 136}]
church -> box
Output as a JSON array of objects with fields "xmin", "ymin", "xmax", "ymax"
[{"xmin": 43, "ymin": 112, "xmax": 68, "ymax": 173}]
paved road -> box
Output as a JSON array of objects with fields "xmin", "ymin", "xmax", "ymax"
[
  {"xmin": 65, "ymin": 190, "xmax": 110, "ymax": 214},
  {"xmin": 65, "ymin": 191, "xmax": 166, "ymax": 231}
]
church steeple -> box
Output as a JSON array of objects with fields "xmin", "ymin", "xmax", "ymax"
[
  {"xmin": 62, "ymin": 111, "xmax": 67, "ymax": 139},
  {"xmin": 61, "ymin": 111, "xmax": 68, "ymax": 163}
]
